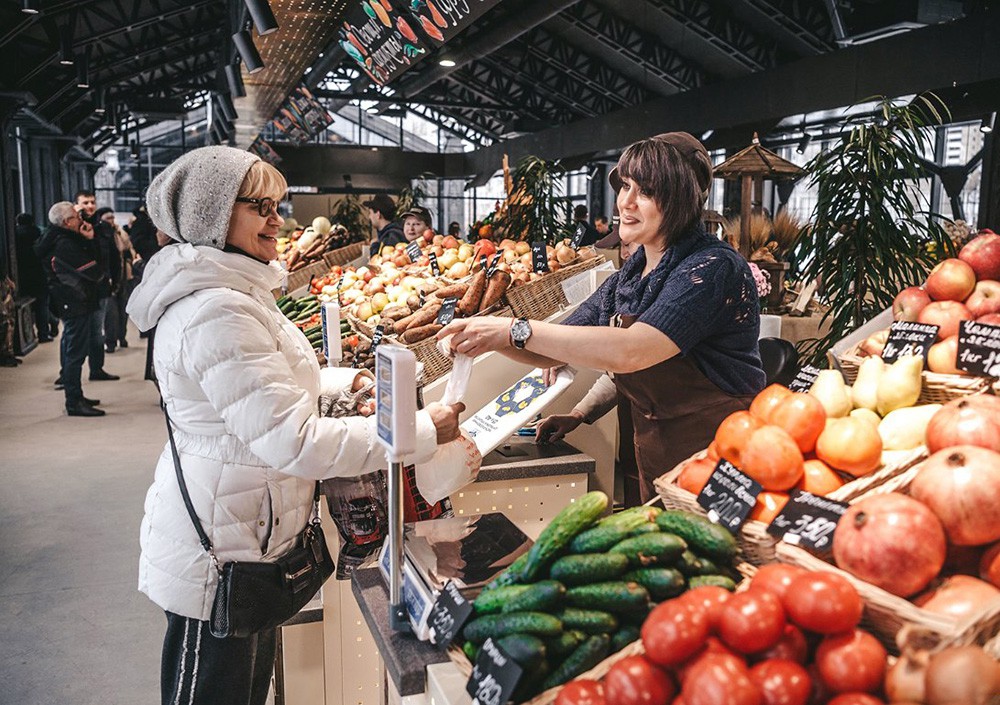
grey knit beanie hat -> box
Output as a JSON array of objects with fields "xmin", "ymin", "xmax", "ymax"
[{"xmin": 146, "ymin": 145, "xmax": 260, "ymax": 249}]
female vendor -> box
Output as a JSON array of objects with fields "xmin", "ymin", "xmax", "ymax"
[{"xmin": 438, "ymin": 133, "xmax": 766, "ymax": 502}]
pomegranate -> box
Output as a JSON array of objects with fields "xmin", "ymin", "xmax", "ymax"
[
  {"xmin": 959, "ymin": 231, "xmax": 1000, "ymax": 281},
  {"xmin": 925, "ymin": 258, "xmax": 977, "ymax": 301},
  {"xmin": 910, "ymin": 446, "xmax": 1000, "ymax": 546},
  {"xmin": 980, "ymin": 542, "xmax": 1000, "ymax": 588},
  {"xmin": 925, "ymin": 396, "xmax": 1000, "ymax": 453},
  {"xmin": 833, "ymin": 493, "xmax": 946, "ymax": 597},
  {"xmin": 893, "ymin": 286, "xmax": 932, "ymax": 322},
  {"xmin": 914, "ymin": 575, "xmax": 1000, "ymax": 621},
  {"xmin": 977, "ymin": 312, "xmax": 1000, "ymax": 325},
  {"xmin": 918, "ymin": 300, "xmax": 973, "ymax": 339}
]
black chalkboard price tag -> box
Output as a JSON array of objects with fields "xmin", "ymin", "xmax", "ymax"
[
  {"xmin": 336, "ymin": 274, "xmax": 345, "ymax": 305},
  {"xmin": 880, "ymin": 321, "xmax": 939, "ymax": 363},
  {"xmin": 429, "ymin": 580, "xmax": 475, "ymax": 648},
  {"xmin": 531, "ymin": 242, "xmax": 549, "ymax": 273},
  {"xmin": 487, "ymin": 252, "xmax": 503, "ymax": 277},
  {"xmin": 956, "ymin": 319, "xmax": 1000, "ymax": 377},
  {"xmin": 766, "ymin": 490, "xmax": 849, "ymax": 551},
  {"xmin": 429, "ymin": 252, "xmax": 440, "ymax": 276},
  {"xmin": 406, "ymin": 241, "xmax": 422, "ymax": 261},
  {"xmin": 436, "ymin": 297, "xmax": 459, "ymax": 325},
  {"xmin": 466, "ymin": 638, "xmax": 523, "ymax": 705},
  {"xmin": 787, "ymin": 364, "xmax": 822, "ymax": 392},
  {"xmin": 696, "ymin": 460, "xmax": 762, "ymax": 533},
  {"xmin": 479, "ymin": 255, "xmax": 488, "ymax": 273},
  {"xmin": 571, "ymin": 223, "xmax": 587, "ymax": 248}
]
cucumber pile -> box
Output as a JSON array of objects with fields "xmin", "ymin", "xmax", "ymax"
[
  {"xmin": 275, "ymin": 295, "xmax": 351, "ymax": 350},
  {"xmin": 462, "ymin": 494, "xmax": 742, "ymax": 700}
]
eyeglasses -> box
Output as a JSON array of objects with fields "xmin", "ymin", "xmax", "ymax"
[{"xmin": 236, "ymin": 196, "xmax": 279, "ymax": 218}]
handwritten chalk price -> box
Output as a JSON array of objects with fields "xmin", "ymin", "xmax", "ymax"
[
  {"xmin": 881, "ymin": 321, "xmax": 939, "ymax": 363},
  {"xmin": 466, "ymin": 638, "xmax": 522, "ymax": 705},
  {"xmin": 696, "ymin": 460, "xmax": 762, "ymax": 533},
  {"xmin": 957, "ymin": 320, "xmax": 1000, "ymax": 377},
  {"xmin": 767, "ymin": 490, "xmax": 849, "ymax": 551},
  {"xmin": 428, "ymin": 581, "xmax": 473, "ymax": 648}
]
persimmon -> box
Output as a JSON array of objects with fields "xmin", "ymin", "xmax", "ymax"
[
  {"xmin": 677, "ymin": 457, "xmax": 717, "ymax": 495},
  {"xmin": 815, "ymin": 417, "xmax": 883, "ymax": 477},
  {"xmin": 795, "ymin": 458, "xmax": 846, "ymax": 496},
  {"xmin": 706, "ymin": 441, "xmax": 721, "ymax": 462},
  {"xmin": 749, "ymin": 491, "xmax": 790, "ymax": 524},
  {"xmin": 769, "ymin": 393, "xmax": 827, "ymax": 454},
  {"xmin": 740, "ymin": 425, "xmax": 805, "ymax": 491},
  {"xmin": 749, "ymin": 384, "xmax": 793, "ymax": 423},
  {"xmin": 714, "ymin": 411, "xmax": 762, "ymax": 467}
]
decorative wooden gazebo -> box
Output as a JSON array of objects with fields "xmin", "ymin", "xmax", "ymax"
[{"xmin": 714, "ymin": 134, "xmax": 803, "ymax": 258}]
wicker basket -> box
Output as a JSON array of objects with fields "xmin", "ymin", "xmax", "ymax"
[
  {"xmin": 322, "ymin": 241, "xmax": 364, "ymax": 268},
  {"xmin": 837, "ymin": 343, "xmax": 992, "ymax": 401},
  {"xmin": 776, "ymin": 462, "xmax": 1000, "ymax": 654},
  {"xmin": 654, "ymin": 447, "xmax": 927, "ymax": 566},
  {"xmin": 505, "ymin": 255, "xmax": 605, "ymax": 320}
]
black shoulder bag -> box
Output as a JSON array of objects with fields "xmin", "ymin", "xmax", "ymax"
[{"xmin": 162, "ymin": 409, "xmax": 335, "ymax": 638}]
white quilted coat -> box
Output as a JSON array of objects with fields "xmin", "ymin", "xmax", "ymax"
[{"xmin": 127, "ymin": 244, "xmax": 437, "ymax": 620}]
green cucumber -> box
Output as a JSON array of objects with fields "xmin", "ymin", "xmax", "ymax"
[
  {"xmin": 549, "ymin": 553, "xmax": 629, "ymax": 586},
  {"xmin": 480, "ymin": 552, "xmax": 531, "ymax": 593},
  {"xmin": 496, "ymin": 634, "xmax": 546, "ymax": 667},
  {"xmin": 555, "ymin": 608, "xmax": 618, "ymax": 634},
  {"xmin": 594, "ymin": 505, "xmax": 663, "ymax": 529},
  {"xmin": 521, "ymin": 491, "xmax": 609, "ymax": 581},
  {"xmin": 629, "ymin": 523, "xmax": 661, "ymax": 537},
  {"xmin": 656, "ymin": 510, "xmax": 738, "ymax": 562},
  {"xmin": 609, "ymin": 533, "xmax": 687, "ymax": 567},
  {"xmin": 570, "ymin": 512, "xmax": 657, "ymax": 554},
  {"xmin": 501, "ymin": 580, "xmax": 566, "ymax": 614},
  {"xmin": 688, "ymin": 575, "xmax": 738, "ymax": 591},
  {"xmin": 275, "ymin": 295, "xmax": 290, "ymax": 307},
  {"xmin": 610, "ymin": 625, "xmax": 641, "ymax": 652},
  {"xmin": 512, "ymin": 659, "xmax": 550, "ymax": 702},
  {"xmin": 473, "ymin": 584, "xmax": 532, "ymax": 615},
  {"xmin": 565, "ymin": 582, "xmax": 650, "ymax": 613},
  {"xmin": 541, "ymin": 635, "xmax": 611, "ymax": 690},
  {"xmin": 303, "ymin": 324, "xmax": 322, "ymax": 336},
  {"xmin": 462, "ymin": 641, "xmax": 478, "ymax": 663},
  {"xmin": 622, "ymin": 568, "xmax": 686, "ymax": 601},
  {"xmin": 462, "ymin": 612, "xmax": 563, "ymax": 644},
  {"xmin": 545, "ymin": 630, "xmax": 586, "ymax": 660}
]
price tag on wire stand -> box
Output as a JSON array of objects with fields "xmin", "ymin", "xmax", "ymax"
[
  {"xmin": 787, "ymin": 364, "xmax": 821, "ymax": 392},
  {"xmin": 956, "ymin": 320, "xmax": 1000, "ymax": 377},
  {"xmin": 436, "ymin": 297, "xmax": 459, "ymax": 326},
  {"xmin": 406, "ymin": 241, "xmax": 422, "ymax": 261},
  {"xmin": 880, "ymin": 321, "xmax": 939, "ymax": 363},
  {"xmin": 429, "ymin": 580, "xmax": 474, "ymax": 648},
  {"xmin": 429, "ymin": 252, "xmax": 441, "ymax": 276},
  {"xmin": 479, "ymin": 255, "xmax": 488, "ymax": 274},
  {"xmin": 571, "ymin": 223, "xmax": 587, "ymax": 248},
  {"xmin": 531, "ymin": 242, "xmax": 549, "ymax": 273},
  {"xmin": 766, "ymin": 490, "xmax": 849, "ymax": 551},
  {"xmin": 466, "ymin": 638, "xmax": 523, "ymax": 705},
  {"xmin": 696, "ymin": 460, "xmax": 762, "ymax": 533},
  {"xmin": 336, "ymin": 274, "xmax": 345, "ymax": 306},
  {"xmin": 488, "ymin": 252, "xmax": 503, "ymax": 277}
]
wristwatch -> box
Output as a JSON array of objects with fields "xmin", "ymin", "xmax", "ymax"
[{"xmin": 510, "ymin": 318, "xmax": 532, "ymax": 349}]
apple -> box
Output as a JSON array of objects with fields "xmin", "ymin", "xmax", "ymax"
[
  {"xmin": 859, "ymin": 329, "xmax": 889, "ymax": 357},
  {"xmin": 457, "ymin": 244, "xmax": 474, "ymax": 262},
  {"xmin": 438, "ymin": 251, "xmax": 459, "ymax": 271},
  {"xmin": 918, "ymin": 300, "xmax": 973, "ymax": 339},
  {"xmin": 892, "ymin": 286, "xmax": 932, "ymax": 321},
  {"xmin": 442, "ymin": 235, "xmax": 460, "ymax": 249},
  {"xmin": 363, "ymin": 280, "xmax": 385, "ymax": 296},
  {"xmin": 959, "ymin": 232, "xmax": 1000, "ymax": 281},
  {"xmin": 371, "ymin": 292, "xmax": 389, "ymax": 313},
  {"xmin": 514, "ymin": 241, "xmax": 531, "ymax": 256},
  {"xmin": 416, "ymin": 255, "xmax": 430, "ymax": 266},
  {"xmin": 964, "ymin": 280, "xmax": 1000, "ymax": 318},
  {"xmin": 447, "ymin": 262, "xmax": 470, "ymax": 279},
  {"xmin": 925, "ymin": 258, "xmax": 977, "ymax": 301},
  {"xmin": 422, "ymin": 228, "xmax": 435, "ymax": 243},
  {"xmin": 977, "ymin": 313, "xmax": 1000, "ymax": 326},
  {"xmin": 927, "ymin": 335, "xmax": 963, "ymax": 374}
]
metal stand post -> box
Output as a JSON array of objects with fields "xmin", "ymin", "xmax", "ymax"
[{"xmin": 388, "ymin": 459, "xmax": 410, "ymax": 632}]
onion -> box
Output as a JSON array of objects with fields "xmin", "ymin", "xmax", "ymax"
[
  {"xmin": 913, "ymin": 575, "xmax": 1000, "ymax": 621},
  {"xmin": 924, "ymin": 646, "xmax": 1000, "ymax": 705},
  {"xmin": 910, "ymin": 446, "xmax": 1000, "ymax": 546},
  {"xmin": 885, "ymin": 650, "xmax": 928, "ymax": 704}
]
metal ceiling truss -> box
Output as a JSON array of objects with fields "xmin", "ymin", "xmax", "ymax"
[
  {"xmin": 723, "ymin": 0, "xmax": 834, "ymax": 56},
  {"xmin": 449, "ymin": 61, "xmax": 581, "ymax": 124}
]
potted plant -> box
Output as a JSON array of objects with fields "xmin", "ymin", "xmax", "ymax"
[
  {"xmin": 722, "ymin": 209, "xmax": 803, "ymax": 312},
  {"xmin": 495, "ymin": 155, "xmax": 571, "ymax": 244}
]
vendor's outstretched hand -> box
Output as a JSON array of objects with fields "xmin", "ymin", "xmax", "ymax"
[
  {"xmin": 437, "ymin": 317, "xmax": 511, "ymax": 358},
  {"xmin": 536, "ymin": 411, "xmax": 584, "ymax": 444},
  {"xmin": 427, "ymin": 402, "xmax": 466, "ymax": 444}
]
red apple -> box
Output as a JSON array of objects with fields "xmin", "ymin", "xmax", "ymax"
[
  {"xmin": 918, "ymin": 300, "xmax": 973, "ymax": 339},
  {"xmin": 977, "ymin": 313, "xmax": 1000, "ymax": 326},
  {"xmin": 927, "ymin": 335, "xmax": 963, "ymax": 374},
  {"xmin": 441, "ymin": 235, "xmax": 460, "ymax": 249},
  {"xmin": 959, "ymin": 232, "xmax": 1000, "ymax": 281},
  {"xmin": 860, "ymin": 329, "xmax": 890, "ymax": 357},
  {"xmin": 893, "ymin": 286, "xmax": 932, "ymax": 321},
  {"xmin": 965, "ymin": 280, "xmax": 1000, "ymax": 318},
  {"xmin": 925, "ymin": 258, "xmax": 977, "ymax": 301},
  {"xmin": 422, "ymin": 228, "xmax": 435, "ymax": 243}
]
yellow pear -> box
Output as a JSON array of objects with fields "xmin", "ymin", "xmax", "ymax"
[
  {"xmin": 876, "ymin": 355, "xmax": 924, "ymax": 416},
  {"xmin": 878, "ymin": 404, "xmax": 941, "ymax": 450},
  {"xmin": 809, "ymin": 369, "xmax": 853, "ymax": 418},
  {"xmin": 851, "ymin": 356, "xmax": 884, "ymax": 412},
  {"xmin": 850, "ymin": 408, "xmax": 883, "ymax": 428}
]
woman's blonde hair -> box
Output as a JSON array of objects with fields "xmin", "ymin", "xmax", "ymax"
[{"xmin": 238, "ymin": 161, "xmax": 287, "ymax": 201}]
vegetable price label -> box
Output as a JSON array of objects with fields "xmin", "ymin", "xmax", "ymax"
[
  {"xmin": 956, "ymin": 320, "xmax": 1000, "ymax": 377},
  {"xmin": 531, "ymin": 242, "xmax": 549, "ymax": 273},
  {"xmin": 880, "ymin": 321, "xmax": 939, "ymax": 363},
  {"xmin": 336, "ymin": 274, "xmax": 345, "ymax": 306},
  {"xmin": 479, "ymin": 255, "xmax": 488, "ymax": 274},
  {"xmin": 429, "ymin": 580, "xmax": 474, "ymax": 648},
  {"xmin": 787, "ymin": 364, "xmax": 821, "ymax": 392},
  {"xmin": 697, "ymin": 460, "xmax": 762, "ymax": 533},
  {"xmin": 429, "ymin": 252, "xmax": 441, "ymax": 276},
  {"xmin": 437, "ymin": 297, "xmax": 459, "ymax": 326},
  {"xmin": 571, "ymin": 223, "xmax": 587, "ymax": 248},
  {"xmin": 466, "ymin": 638, "xmax": 522, "ymax": 705},
  {"xmin": 766, "ymin": 490, "xmax": 849, "ymax": 551},
  {"xmin": 406, "ymin": 241, "xmax": 422, "ymax": 261},
  {"xmin": 488, "ymin": 252, "xmax": 503, "ymax": 277}
]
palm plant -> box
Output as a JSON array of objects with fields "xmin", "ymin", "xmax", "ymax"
[
  {"xmin": 495, "ymin": 155, "xmax": 571, "ymax": 244},
  {"xmin": 330, "ymin": 194, "xmax": 369, "ymax": 244},
  {"xmin": 797, "ymin": 94, "xmax": 954, "ymax": 365}
]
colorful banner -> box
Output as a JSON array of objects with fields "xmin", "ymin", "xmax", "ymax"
[
  {"xmin": 404, "ymin": 0, "xmax": 505, "ymax": 45},
  {"xmin": 339, "ymin": 0, "xmax": 429, "ymax": 85},
  {"xmin": 271, "ymin": 84, "xmax": 334, "ymax": 145},
  {"xmin": 248, "ymin": 137, "xmax": 283, "ymax": 165}
]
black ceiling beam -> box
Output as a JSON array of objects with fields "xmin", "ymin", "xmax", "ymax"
[
  {"xmin": 464, "ymin": 8, "xmax": 1000, "ymax": 175},
  {"xmin": 449, "ymin": 62, "xmax": 578, "ymax": 124},
  {"xmin": 722, "ymin": 0, "xmax": 833, "ymax": 57},
  {"xmin": 313, "ymin": 90, "xmax": 524, "ymax": 113}
]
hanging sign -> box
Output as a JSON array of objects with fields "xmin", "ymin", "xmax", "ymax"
[
  {"xmin": 466, "ymin": 638, "xmax": 523, "ymax": 705},
  {"xmin": 339, "ymin": 0, "xmax": 429, "ymax": 85},
  {"xmin": 880, "ymin": 321, "xmax": 939, "ymax": 363},
  {"xmin": 956, "ymin": 320, "xmax": 1000, "ymax": 377},
  {"xmin": 766, "ymin": 491, "xmax": 849, "ymax": 551},
  {"xmin": 406, "ymin": 0, "xmax": 507, "ymax": 46},
  {"xmin": 696, "ymin": 460, "xmax": 762, "ymax": 533}
]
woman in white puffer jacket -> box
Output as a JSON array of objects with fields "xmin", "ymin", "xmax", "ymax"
[{"xmin": 128, "ymin": 146, "xmax": 463, "ymax": 705}]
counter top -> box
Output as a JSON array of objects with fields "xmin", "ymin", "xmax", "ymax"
[
  {"xmin": 478, "ymin": 436, "xmax": 595, "ymax": 483},
  {"xmin": 351, "ymin": 566, "xmax": 451, "ymax": 697}
]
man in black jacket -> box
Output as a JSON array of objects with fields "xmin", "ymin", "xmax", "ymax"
[
  {"xmin": 74, "ymin": 190, "xmax": 119, "ymax": 380},
  {"xmin": 44, "ymin": 202, "xmax": 106, "ymax": 417},
  {"xmin": 364, "ymin": 193, "xmax": 405, "ymax": 257}
]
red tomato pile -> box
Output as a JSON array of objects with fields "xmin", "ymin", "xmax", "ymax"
[{"xmin": 555, "ymin": 567, "xmax": 890, "ymax": 705}]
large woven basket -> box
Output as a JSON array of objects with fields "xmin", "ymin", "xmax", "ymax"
[
  {"xmin": 505, "ymin": 255, "xmax": 605, "ymax": 320},
  {"xmin": 322, "ymin": 241, "xmax": 364, "ymax": 268},
  {"xmin": 654, "ymin": 446, "xmax": 927, "ymax": 566},
  {"xmin": 776, "ymin": 462, "xmax": 1000, "ymax": 654},
  {"xmin": 285, "ymin": 260, "xmax": 328, "ymax": 293}
]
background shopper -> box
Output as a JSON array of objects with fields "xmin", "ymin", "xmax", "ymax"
[
  {"xmin": 401, "ymin": 205, "xmax": 433, "ymax": 242},
  {"xmin": 14, "ymin": 213, "xmax": 56, "ymax": 343},
  {"xmin": 73, "ymin": 190, "xmax": 119, "ymax": 381},
  {"xmin": 95, "ymin": 207, "xmax": 137, "ymax": 352},
  {"xmin": 364, "ymin": 193, "xmax": 404, "ymax": 256}
]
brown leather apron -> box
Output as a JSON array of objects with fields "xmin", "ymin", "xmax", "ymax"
[{"xmin": 612, "ymin": 314, "xmax": 754, "ymax": 504}]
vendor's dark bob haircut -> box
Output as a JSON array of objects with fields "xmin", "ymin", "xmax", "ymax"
[{"xmin": 615, "ymin": 138, "xmax": 707, "ymax": 247}]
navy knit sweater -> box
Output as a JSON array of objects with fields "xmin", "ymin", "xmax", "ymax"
[{"xmin": 563, "ymin": 225, "xmax": 766, "ymax": 396}]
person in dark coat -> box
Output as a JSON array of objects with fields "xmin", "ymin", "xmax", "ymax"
[
  {"xmin": 571, "ymin": 205, "xmax": 602, "ymax": 247},
  {"xmin": 128, "ymin": 205, "xmax": 160, "ymax": 266},
  {"xmin": 364, "ymin": 193, "xmax": 405, "ymax": 257},
  {"xmin": 15, "ymin": 213, "xmax": 56, "ymax": 342},
  {"xmin": 74, "ymin": 190, "xmax": 119, "ymax": 381}
]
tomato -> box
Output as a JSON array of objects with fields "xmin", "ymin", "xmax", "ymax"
[
  {"xmin": 749, "ymin": 384, "xmax": 793, "ymax": 423},
  {"xmin": 783, "ymin": 572, "xmax": 863, "ymax": 635},
  {"xmin": 748, "ymin": 491, "xmax": 790, "ymax": 524},
  {"xmin": 642, "ymin": 601, "xmax": 710, "ymax": 667},
  {"xmin": 556, "ymin": 679, "xmax": 606, "ymax": 705},
  {"xmin": 793, "ymin": 458, "xmax": 845, "ymax": 496},
  {"xmin": 677, "ymin": 457, "xmax": 718, "ymax": 495},
  {"xmin": 679, "ymin": 586, "xmax": 732, "ymax": 631},
  {"xmin": 749, "ymin": 659, "xmax": 811, "ymax": 705},
  {"xmin": 604, "ymin": 656, "xmax": 675, "ymax": 705},
  {"xmin": 681, "ymin": 654, "xmax": 762, "ymax": 705},
  {"xmin": 676, "ymin": 638, "xmax": 740, "ymax": 684},
  {"xmin": 714, "ymin": 411, "xmax": 763, "ymax": 466},
  {"xmin": 749, "ymin": 564, "xmax": 807, "ymax": 602},
  {"xmin": 815, "ymin": 629, "xmax": 886, "ymax": 694},
  {"xmin": 753, "ymin": 624, "xmax": 809, "ymax": 665},
  {"xmin": 718, "ymin": 591, "xmax": 786, "ymax": 654},
  {"xmin": 825, "ymin": 695, "xmax": 886, "ymax": 705}
]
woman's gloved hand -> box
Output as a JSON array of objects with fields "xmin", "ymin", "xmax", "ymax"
[
  {"xmin": 427, "ymin": 402, "xmax": 466, "ymax": 444},
  {"xmin": 535, "ymin": 410, "xmax": 584, "ymax": 444}
]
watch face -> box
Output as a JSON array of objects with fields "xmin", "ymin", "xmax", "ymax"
[{"xmin": 512, "ymin": 319, "xmax": 531, "ymax": 341}]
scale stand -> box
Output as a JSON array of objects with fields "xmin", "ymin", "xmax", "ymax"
[{"xmin": 375, "ymin": 345, "xmax": 418, "ymax": 632}]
